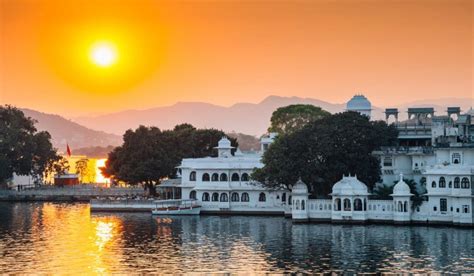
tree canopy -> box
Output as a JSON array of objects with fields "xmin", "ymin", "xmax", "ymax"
[
  {"xmin": 267, "ymin": 104, "xmax": 330, "ymax": 135},
  {"xmin": 0, "ymin": 105, "xmax": 66, "ymax": 185},
  {"xmin": 102, "ymin": 124, "xmax": 238, "ymax": 194},
  {"xmin": 253, "ymin": 111, "xmax": 398, "ymax": 196}
]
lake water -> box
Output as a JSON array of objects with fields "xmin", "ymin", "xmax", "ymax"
[{"xmin": 0, "ymin": 202, "xmax": 473, "ymax": 274}]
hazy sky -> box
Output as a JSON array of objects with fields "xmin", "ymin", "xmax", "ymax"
[{"xmin": 1, "ymin": 0, "xmax": 472, "ymax": 116}]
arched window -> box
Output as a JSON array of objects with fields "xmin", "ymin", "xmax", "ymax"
[
  {"xmin": 403, "ymin": 201, "xmax": 408, "ymax": 212},
  {"xmin": 211, "ymin": 173, "xmax": 219, "ymax": 181},
  {"xmin": 431, "ymin": 181, "xmax": 436, "ymax": 188},
  {"xmin": 296, "ymin": 200, "xmax": 300, "ymax": 210},
  {"xmin": 454, "ymin": 177, "xmax": 460, "ymax": 188},
  {"xmin": 288, "ymin": 195, "xmax": 292, "ymax": 205},
  {"xmin": 461, "ymin": 177, "xmax": 470, "ymax": 189},
  {"xmin": 211, "ymin": 192, "xmax": 219, "ymax": 201},
  {"xmin": 258, "ymin": 192, "xmax": 266, "ymax": 202},
  {"xmin": 354, "ymin": 198, "xmax": 363, "ymax": 211},
  {"xmin": 231, "ymin": 173, "xmax": 240, "ymax": 182},
  {"xmin": 241, "ymin": 173, "xmax": 249, "ymax": 182},
  {"xmin": 220, "ymin": 173, "xmax": 228, "ymax": 182},
  {"xmin": 363, "ymin": 199, "xmax": 367, "ymax": 211},
  {"xmin": 343, "ymin": 198, "xmax": 351, "ymax": 211},
  {"xmin": 202, "ymin": 192, "xmax": 210, "ymax": 201},
  {"xmin": 220, "ymin": 193, "xmax": 228, "ymax": 202},
  {"xmin": 241, "ymin": 192, "xmax": 250, "ymax": 202},
  {"xmin": 189, "ymin": 190, "xmax": 196, "ymax": 200},
  {"xmin": 439, "ymin": 177, "xmax": 446, "ymax": 188},
  {"xmin": 231, "ymin": 192, "xmax": 239, "ymax": 202},
  {"xmin": 398, "ymin": 201, "xmax": 403, "ymax": 212},
  {"xmin": 334, "ymin": 198, "xmax": 341, "ymax": 211},
  {"xmin": 449, "ymin": 181, "xmax": 452, "ymax": 188},
  {"xmin": 189, "ymin": 171, "xmax": 196, "ymax": 181},
  {"xmin": 301, "ymin": 200, "xmax": 305, "ymax": 210},
  {"xmin": 202, "ymin": 173, "xmax": 210, "ymax": 182},
  {"xmin": 282, "ymin": 193, "xmax": 286, "ymax": 202}
]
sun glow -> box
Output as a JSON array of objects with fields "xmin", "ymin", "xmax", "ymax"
[{"xmin": 90, "ymin": 42, "xmax": 117, "ymax": 67}]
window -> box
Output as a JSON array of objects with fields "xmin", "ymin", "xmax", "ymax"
[
  {"xmin": 211, "ymin": 192, "xmax": 219, "ymax": 202},
  {"xmin": 190, "ymin": 190, "xmax": 196, "ymax": 200},
  {"xmin": 241, "ymin": 173, "xmax": 249, "ymax": 182},
  {"xmin": 449, "ymin": 181, "xmax": 452, "ymax": 188},
  {"xmin": 288, "ymin": 195, "xmax": 292, "ymax": 205},
  {"xmin": 189, "ymin": 171, "xmax": 196, "ymax": 181},
  {"xmin": 231, "ymin": 173, "xmax": 240, "ymax": 182},
  {"xmin": 220, "ymin": 173, "xmax": 228, "ymax": 182},
  {"xmin": 454, "ymin": 177, "xmax": 460, "ymax": 188},
  {"xmin": 211, "ymin": 173, "xmax": 219, "ymax": 181},
  {"xmin": 241, "ymin": 192, "xmax": 250, "ymax": 202},
  {"xmin": 461, "ymin": 177, "xmax": 470, "ymax": 189},
  {"xmin": 220, "ymin": 193, "xmax": 228, "ymax": 202},
  {"xmin": 282, "ymin": 193, "xmax": 286, "ymax": 203},
  {"xmin": 431, "ymin": 181, "xmax": 436, "ymax": 188},
  {"xmin": 202, "ymin": 173, "xmax": 210, "ymax": 182},
  {"xmin": 343, "ymin": 198, "xmax": 351, "ymax": 211},
  {"xmin": 258, "ymin": 192, "xmax": 266, "ymax": 202},
  {"xmin": 433, "ymin": 206, "xmax": 437, "ymax": 212},
  {"xmin": 439, "ymin": 177, "xmax": 446, "ymax": 188},
  {"xmin": 452, "ymin": 153, "xmax": 461, "ymax": 164},
  {"xmin": 334, "ymin": 198, "xmax": 341, "ymax": 211},
  {"xmin": 231, "ymin": 192, "xmax": 239, "ymax": 202},
  {"xmin": 383, "ymin": 157, "xmax": 393, "ymax": 167},
  {"xmin": 463, "ymin": 205, "xmax": 470, "ymax": 213},
  {"xmin": 363, "ymin": 199, "xmax": 367, "ymax": 211},
  {"xmin": 440, "ymin": 199, "xmax": 448, "ymax": 212},
  {"xmin": 301, "ymin": 200, "xmax": 305, "ymax": 210},
  {"xmin": 354, "ymin": 198, "xmax": 363, "ymax": 211},
  {"xmin": 202, "ymin": 192, "xmax": 210, "ymax": 201}
]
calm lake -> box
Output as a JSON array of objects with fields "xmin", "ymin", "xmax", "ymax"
[{"xmin": 0, "ymin": 202, "xmax": 473, "ymax": 274}]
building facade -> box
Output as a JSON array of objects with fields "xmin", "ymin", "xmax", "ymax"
[{"xmin": 178, "ymin": 136, "xmax": 289, "ymax": 214}]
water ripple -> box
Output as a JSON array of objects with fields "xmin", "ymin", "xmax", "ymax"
[{"xmin": 0, "ymin": 202, "xmax": 473, "ymax": 274}]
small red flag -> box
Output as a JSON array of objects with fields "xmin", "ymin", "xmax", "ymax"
[{"xmin": 66, "ymin": 144, "xmax": 72, "ymax": 157}]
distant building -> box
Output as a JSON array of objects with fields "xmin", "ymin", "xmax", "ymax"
[{"xmin": 346, "ymin": 94, "xmax": 372, "ymax": 118}]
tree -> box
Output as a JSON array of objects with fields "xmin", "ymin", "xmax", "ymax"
[
  {"xmin": 102, "ymin": 124, "xmax": 237, "ymax": 196},
  {"xmin": 267, "ymin": 104, "xmax": 330, "ymax": 135},
  {"xmin": 0, "ymin": 105, "xmax": 63, "ymax": 186},
  {"xmin": 253, "ymin": 111, "xmax": 398, "ymax": 196}
]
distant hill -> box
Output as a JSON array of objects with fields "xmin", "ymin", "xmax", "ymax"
[
  {"xmin": 227, "ymin": 132, "xmax": 261, "ymax": 152},
  {"xmin": 74, "ymin": 95, "xmax": 473, "ymax": 136},
  {"xmin": 21, "ymin": 108, "xmax": 122, "ymax": 151}
]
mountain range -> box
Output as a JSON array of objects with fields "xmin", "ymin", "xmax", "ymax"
[
  {"xmin": 18, "ymin": 95, "xmax": 473, "ymax": 151},
  {"xmin": 74, "ymin": 95, "xmax": 473, "ymax": 136}
]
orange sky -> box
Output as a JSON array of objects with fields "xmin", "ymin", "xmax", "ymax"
[{"xmin": 0, "ymin": 0, "xmax": 472, "ymax": 116}]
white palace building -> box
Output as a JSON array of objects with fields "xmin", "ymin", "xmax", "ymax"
[{"xmin": 166, "ymin": 95, "xmax": 474, "ymax": 226}]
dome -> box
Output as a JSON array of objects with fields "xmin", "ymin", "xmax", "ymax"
[
  {"xmin": 292, "ymin": 178, "xmax": 309, "ymax": 195},
  {"xmin": 331, "ymin": 175, "xmax": 369, "ymax": 196},
  {"xmin": 215, "ymin": 137, "xmax": 234, "ymax": 149},
  {"xmin": 346, "ymin": 95, "xmax": 372, "ymax": 111},
  {"xmin": 391, "ymin": 174, "xmax": 413, "ymax": 196}
]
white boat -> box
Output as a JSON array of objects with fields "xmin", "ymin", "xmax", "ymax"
[{"xmin": 151, "ymin": 199, "xmax": 201, "ymax": 215}]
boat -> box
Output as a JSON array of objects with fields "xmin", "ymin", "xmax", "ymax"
[{"xmin": 151, "ymin": 199, "xmax": 201, "ymax": 215}]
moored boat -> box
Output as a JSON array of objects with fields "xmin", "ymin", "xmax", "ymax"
[{"xmin": 151, "ymin": 199, "xmax": 201, "ymax": 215}]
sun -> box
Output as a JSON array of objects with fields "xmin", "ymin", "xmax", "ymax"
[{"xmin": 90, "ymin": 42, "xmax": 117, "ymax": 67}]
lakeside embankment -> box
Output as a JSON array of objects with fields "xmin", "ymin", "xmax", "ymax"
[{"xmin": 0, "ymin": 185, "xmax": 145, "ymax": 202}]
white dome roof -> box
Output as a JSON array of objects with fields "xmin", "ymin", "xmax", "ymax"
[
  {"xmin": 215, "ymin": 137, "xmax": 234, "ymax": 149},
  {"xmin": 346, "ymin": 95, "xmax": 371, "ymax": 111},
  {"xmin": 292, "ymin": 178, "xmax": 309, "ymax": 195},
  {"xmin": 391, "ymin": 174, "xmax": 413, "ymax": 196},
  {"xmin": 331, "ymin": 175, "xmax": 369, "ymax": 196}
]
